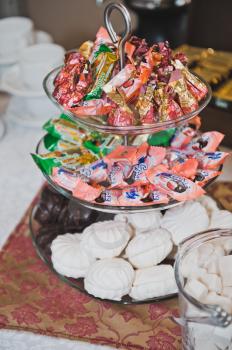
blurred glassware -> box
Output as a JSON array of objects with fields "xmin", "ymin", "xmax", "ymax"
[
  {"xmin": 0, "ymin": 17, "xmax": 34, "ymax": 62},
  {"xmin": 0, "ymin": 43, "xmax": 65, "ymax": 96},
  {"xmin": 174, "ymin": 229, "xmax": 232, "ymax": 350},
  {"xmin": 0, "ymin": 29, "xmax": 54, "ymax": 65},
  {"xmin": 5, "ymin": 96, "xmax": 59, "ymax": 128}
]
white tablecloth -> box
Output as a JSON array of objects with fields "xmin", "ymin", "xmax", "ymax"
[
  {"xmin": 0, "ymin": 93, "xmax": 112, "ymax": 350},
  {"xmin": 0, "ymin": 93, "xmax": 231, "ymax": 349}
]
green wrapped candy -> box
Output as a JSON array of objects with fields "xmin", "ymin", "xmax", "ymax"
[
  {"xmin": 84, "ymin": 44, "xmax": 117, "ymax": 101},
  {"xmin": 148, "ymin": 128, "xmax": 176, "ymax": 147}
]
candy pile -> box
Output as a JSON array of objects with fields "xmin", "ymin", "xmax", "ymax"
[
  {"xmin": 40, "ymin": 127, "xmax": 228, "ymax": 207},
  {"xmin": 49, "ymin": 196, "xmax": 232, "ymax": 301},
  {"xmin": 52, "ymin": 27, "xmax": 208, "ymax": 127}
]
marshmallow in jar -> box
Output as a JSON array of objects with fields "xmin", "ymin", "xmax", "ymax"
[{"xmin": 175, "ymin": 229, "xmax": 232, "ymax": 350}]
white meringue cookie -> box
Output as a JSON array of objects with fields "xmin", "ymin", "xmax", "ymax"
[
  {"xmin": 161, "ymin": 201, "xmax": 209, "ymax": 245},
  {"xmin": 125, "ymin": 228, "xmax": 173, "ymax": 268},
  {"xmin": 84, "ymin": 258, "xmax": 135, "ymax": 300},
  {"xmin": 197, "ymin": 195, "xmax": 219, "ymax": 217},
  {"xmin": 114, "ymin": 214, "xmax": 128, "ymax": 223},
  {"xmin": 129, "ymin": 265, "xmax": 177, "ymax": 300},
  {"xmin": 124, "ymin": 211, "xmax": 162, "ymax": 233},
  {"xmin": 209, "ymin": 210, "xmax": 232, "ymax": 230},
  {"xmin": 80, "ymin": 220, "xmax": 132, "ymax": 258},
  {"xmin": 51, "ymin": 233, "xmax": 95, "ymax": 278}
]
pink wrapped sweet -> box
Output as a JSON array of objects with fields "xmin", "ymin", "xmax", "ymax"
[
  {"xmin": 193, "ymin": 151, "xmax": 229, "ymax": 170},
  {"xmin": 79, "ymin": 159, "xmax": 108, "ymax": 183},
  {"xmin": 170, "ymin": 126, "xmax": 196, "ymax": 149},
  {"xmin": 118, "ymin": 186, "xmax": 145, "ymax": 206},
  {"xmin": 72, "ymin": 178, "xmax": 103, "ymax": 201},
  {"xmin": 171, "ymin": 158, "xmax": 199, "ymax": 179},
  {"xmin": 146, "ymin": 168, "xmax": 205, "ymax": 201},
  {"xmin": 105, "ymin": 145, "xmax": 138, "ymax": 165},
  {"xmin": 52, "ymin": 167, "xmax": 80, "ymax": 191},
  {"xmin": 194, "ymin": 169, "xmax": 221, "ymax": 187},
  {"xmin": 186, "ymin": 131, "xmax": 224, "ymax": 153},
  {"xmin": 108, "ymin": 107, "xmax": 134, "ymax": 127},
  {"xmin": 95, "ymin": 189, "xmax": 121, "ymax": 205}
]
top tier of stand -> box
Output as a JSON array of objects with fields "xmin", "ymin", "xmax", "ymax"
[{"xmin": 44, "ymin": 66, "xmax": 212, "ymax": 136}]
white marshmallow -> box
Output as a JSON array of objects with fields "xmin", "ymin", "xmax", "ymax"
[
  {"xmin": 202, "ymin": 245, "xmax": 224, "ymax": 273},
  {"xmin": 223, "ymin": 238, "xmax": 232, "ymax": 253},
  {"xmin": 161, "ymin": 201, "xmax": 209, "ymax": 245},
  {"xmin": 206, "ymin": 259, "xmax": 219, "ymax": 275},
  {"xmin": 199, "ymin": 273, "xmax": 222, "ymax": 294},
  {"xmin": 125, "ymin": 211, "xmax": 162, "ymax": 233},
  {"xmin": 51, "ymin": 233, "xmax": 95, "ymax": 278},
  {"xmin": 219, "ymin": 255, "xmax": 232, "ymax": 287},
  {"xmin": 181, "ymin": 249, "xmax": 199, "ymax": 278},
  {"xmin": 184, "ymin": 279, "xmax": 208, "ymax": 301},
  {"xmin": 204, "ymin": 292, "xmax": 232, "ymax": 314},
  {"xmin": 198, "ymin": 243, "xmax": 214, "ymax": 266},
  {"xmin": 191, "ymin": 267, "xmax": 208, "ymax": 280},
  {"xmin": 80, "ymin": 220, "xmax": 132, "ymax": 259},
  {"xmin": 222, "ymin": 287, "xmax": 232, "ymax": 299},
  {"xmin": 129, "ymin": 265, "xmax": 177, "ymax": 300},
  {"xmin": 125, "ymin": 228, "xmax": 173, "ymax": 268},
  {"xmin": 210, "ymin": 210, "xmax": 232, "ymax": 230},
  {"xmin": 84, "ymin": 258, "xmax": 135, "ymax": 301},
  {"xmin": 197, "ymin": 195, "xmax": 218, "ymax": 217}
]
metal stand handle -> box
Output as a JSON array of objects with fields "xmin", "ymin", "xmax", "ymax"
[
  {"xmin": 104, "ymin": 2, "xmax": 132, "ymax": 70},
  {"xmin": 104, "ymin": 2, "xmax": 132, "ymax": 145}
]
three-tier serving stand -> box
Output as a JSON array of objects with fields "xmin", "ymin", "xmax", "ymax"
[{"xmin": 30, "ymin": 2, "xmax": 214, "ymax": 304}]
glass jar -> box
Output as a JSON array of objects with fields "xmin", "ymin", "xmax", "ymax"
[{"xmin": 174, "ymin": 229, "xmax": 232, "ymax": 350}]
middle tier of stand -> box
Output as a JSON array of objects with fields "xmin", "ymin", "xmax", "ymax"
[{"xmin": 36, "ymin": 135, "xmax": 223, "ymax": 214}]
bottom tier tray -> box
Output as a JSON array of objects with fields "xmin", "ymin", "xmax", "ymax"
[{"xmin": 29, "ymin": 191, "xmax": 177, "ymax": 305}]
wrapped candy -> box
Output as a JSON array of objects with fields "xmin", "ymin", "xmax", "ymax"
[
  {"xmin": 118, "ymin": 62, "xmax": 152, "ymax": 102},
  {"xmin": 136, "ymin": 85, "xmax": 157, "ymax": 124},
  {"xmin": 32, "ymin": 149, "xmax": 97, "ymax": 175},
  {"xmin": 95, "ymin": 189, "xmax": 121, "ymax": 205},
  {"xmin": 146, "ymin": 169, "xmax": 205, "ymax": 201},
  {"xmin": 79, "ymin": 159, "xmax": 108, "ymax": 183},
  {"xmin": 118, "ymin": 186, "xmax": 146, "ymax": 206},
  {"xmin": 44, "ymin": 134, "xmax": 80, "ymax": 152},
  {"xmin": 170, "ymin": 125, "xmax": 196, "ymax": 149},
  {"xmin": 174, "ymin": 59, "xmax": 208, "ymax": 101},
  {"xmin": 72, "ymin": 98, "xmax": 113, "ymax": 116},
  {"xmin": 169, "ymin": 70, "xmax": 198, "ymax": 114},
  {"xmin": 194, "ymin": 169, "xmax": 221, "ymax": 186},
  {"xmin": 53, "ymin": 52, "xmax": 92, "ymax": 109},
  {"xmin": 72, "ymin": 178, "xmax": 103, "ymax": 201},
  {"xmin": 154, "ymin": 84, "xmax": 183, "ymax": 122},
  {"xmin": 148, "ymin": 128, "xmax": 176, "ymax": 147},
  {"xmin": 185, "ymin": 131, "xmax": 224, "ymax": 153},
  {"xmin": 52, "ymin": 167, "xmax": 80, "ymax": 191},
  {"xmin": 193, "ymin": 152, "xmax": 230, "ymax": 170},
  {"xmin": 108, "ymin": 106, "xmax": 134, "ymax": 127},
  {"xmin": 43, "ymin": 115, "xmax": 87, "ymax": 145},
  {"xmin": 105, "ymin": 145, "xmax": 138, "ymax": 165},
  {"xmin": 78, "ymin": 40, "xmax": 93, "ymax": 60},
  {"xmin": 103, "ymin": 64, "xmax": 135, "ymax": 94},
  {"xmin": 142, "ymin": 189, "xmax": 169, "ymax": 204},
  {"xmin": 171, "ymin": 158, "xmax": 199, "ymax": 179},
  {"xmin": 85, "ymin": 44, "xmax": 117, "ymax": 100}
]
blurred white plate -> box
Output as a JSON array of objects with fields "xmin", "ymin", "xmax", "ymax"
[
  {"xmin": 0, "ymin": 30, "xmax": 53, "ymax": 65},
  {"xmin": 5, "ymin": 96, "xmax": 59, "ymax": 128},
  {"xmin": 0, "ymin": 64, "xmax": 45, "ymax": 97}
]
